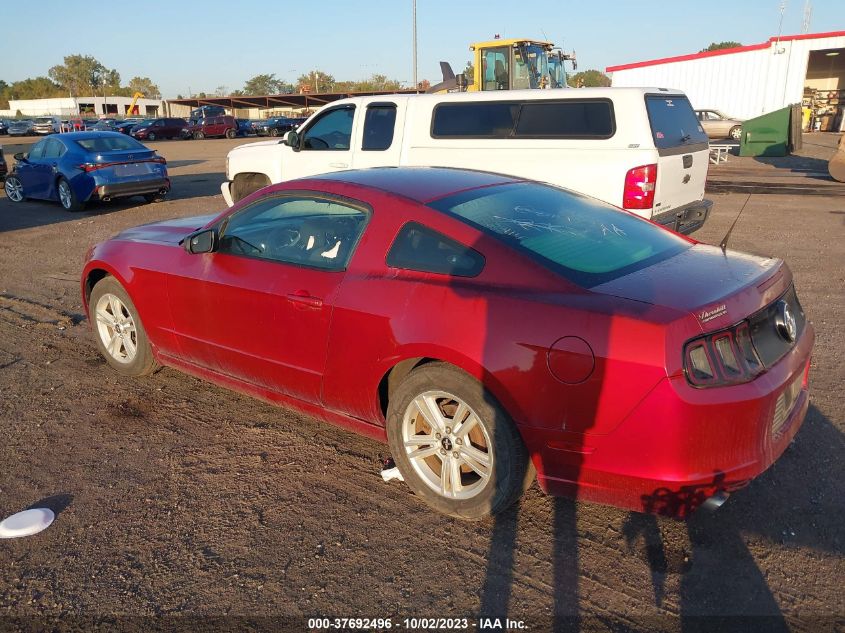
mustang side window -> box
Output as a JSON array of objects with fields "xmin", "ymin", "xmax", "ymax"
[
  {"xmin": 218, "ymin": 195, "xmax": 369, "ymax": 271},
  {"xmin": 302, "ymin": 107, "xmax": 355, "ymax": 151},
  {"xmin": 386, "ymin": 222, "xmax": 484, "ymax": 277}
]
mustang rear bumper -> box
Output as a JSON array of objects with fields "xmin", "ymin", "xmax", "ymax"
[
  {"xmin": 528, "ymin": 323, "xmax": 814, "ymax": 517},
  {"xmin": 652, "ymin": 199, "xmax": 712, "ymax": 235}
]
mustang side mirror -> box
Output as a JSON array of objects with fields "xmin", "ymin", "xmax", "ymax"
[
  {"xmin": 284, "ymin": 130, "xmax": 300, "ymax": 151},
  {"xmin": 184, "ymin": 228, "xmax": 218, "ymax": 254}
]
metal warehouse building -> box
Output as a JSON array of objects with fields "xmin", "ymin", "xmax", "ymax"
[{"xmin": 607, "ymin": 30, "xmax": 845, "ymax": 130}]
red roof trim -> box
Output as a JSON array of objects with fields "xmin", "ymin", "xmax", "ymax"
[{"xmin": 606, "ymin": 30, "xmax": 845, "ymax": 73}]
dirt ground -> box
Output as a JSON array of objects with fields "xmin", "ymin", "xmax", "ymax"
[{"xmin": 0, "ymin": 135, "xmax": 843, "ymax": 632}]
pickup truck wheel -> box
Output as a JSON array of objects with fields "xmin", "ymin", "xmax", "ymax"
[
  {"xmin": 270, "ymin": 128, "xmax": 280, "ymax": 137},
  {"xmin": 232, "ymin": 173, "xmax": 271, "ymax": 203},
  {"xmin": 225, "ymin": 128, "xmax": 236, "ymax": 139},
  {"xmin": 193, "ymin": 131, "xmax": 204, "ymax": 140}
]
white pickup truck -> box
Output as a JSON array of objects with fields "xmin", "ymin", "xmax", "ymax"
[{"xmin": 222, "ymin": 87, "xmax": 712, "ymax": 234}]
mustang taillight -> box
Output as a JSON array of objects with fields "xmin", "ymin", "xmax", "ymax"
[
  {"xmin": 684, "ymin": 321, "xmax": 763, "ymax": 387},
  {"xmin": 623, "ymin": 164, "xmax": 657, "ymax": 210}
]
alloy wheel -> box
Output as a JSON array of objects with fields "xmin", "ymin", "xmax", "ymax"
[
  {"xmin": 401, "ymin": 390, "xmax": 493, "ymax": 500},
  {"xmin": 58, "ymin": 181, "xmax": 73, "ymax": 209},
  {"xmin": 94, "ymin": 293, "xmax": 138, "ymax": 364},
  {"xmin": 4, "ymin": 177, "xmax": 23, "ymax": 202}
]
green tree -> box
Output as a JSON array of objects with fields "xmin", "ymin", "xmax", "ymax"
[
  {"xmin": 242, "ymin": 73, "xmax": 284, "ymax": 95},
  {"xmin": 699, "ymin": 41, "xmax": 742, "ymax": 53},
  {"xmin": 127, "ymin": 76, "xmax": 161, "ymax": 98},
  {"xmin": 569, "ymin": 69, "xmax": 611, "ymax": 87},
  {"xmin": 296, "ymin": 70, "xmax": 335, "ymax": 93},
  {"xmin": 48, "ymin": 54, "xmax": 119, "ymax": 96}
]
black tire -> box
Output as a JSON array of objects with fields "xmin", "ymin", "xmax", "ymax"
[
  {"xmin": 225, "ymin": 128, "xmax": 236, "ymax": 139},
  {"xmin": 231, "ymin": 173, "xmax": 270, "ymax": 203},
  {"xmin": 729, "ymin": 125, "xmax": 742, "ymax": 141},
  {"xmin": 193, "ymin": 131, "xmax": 204, "ymax": 140},
  {"xmin": 57, "ymin": 177, "xmax": 84, "ymax": 212},
  {"xmin": 147, "ymin": 132, "xmax": 156, "ymax": 141},
  {"xmin": 88, "ymin": 276, "xmax": 159, "ymax": 377},
  {"xmin": 143, "ymin": 192, "xmax": 165, "ymax": 203},
  {"xmin": 386, "ymin": 362, "xmax": 534, "ymax": 519},
  {"xmin": 269, "ymin": 128, "xmax": 280, "ymax": 137},
  {"xmin": 4, "ymin": 175, "xmax": 25, "ymax": 203}
]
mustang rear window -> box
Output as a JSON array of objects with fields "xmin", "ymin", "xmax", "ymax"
[
  {"xmin": 428, "ymin": 182, "xmax": 690, "ymax": 287},
  {"xmin": 74, "ymin": 137, "xmax": 145, "ymax": 152}
]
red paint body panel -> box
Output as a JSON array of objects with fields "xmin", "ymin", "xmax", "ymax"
[{"xmin": 81, "ymin": 168, "xmax": 815, "ymax": 516}]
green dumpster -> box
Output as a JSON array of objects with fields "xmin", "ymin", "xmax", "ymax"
[{"xmin": 738, "ymin": 106, "xmax": 791, "ymax": 157}]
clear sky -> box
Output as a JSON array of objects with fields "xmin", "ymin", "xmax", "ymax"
[{"xmin": 1, "ymin": 0, "xmax": 843, "ymax": 97}]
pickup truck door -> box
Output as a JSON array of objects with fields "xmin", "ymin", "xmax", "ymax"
[
  {"xmin": 351, "ymin": 101, "xmax": 404, "ymax": 169},
  {"xmin": 284, "ymin": 105, "xmax": 357, "ymax": 180}
]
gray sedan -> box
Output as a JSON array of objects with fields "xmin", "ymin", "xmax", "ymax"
[{"xmin": 695, "ymin": 109, "xmax": 743, "ymax": 140}]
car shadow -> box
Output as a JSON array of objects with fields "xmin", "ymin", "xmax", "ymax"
[
  {"xmin": 0, "ymin": 172, "xmax": 225, "ymax": 233},
  {"xmin": 620, "ymin": 403, "xmax": 842, "ymax": 631}
]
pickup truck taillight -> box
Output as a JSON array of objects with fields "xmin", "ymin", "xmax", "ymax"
[
  {"xmin": 623, "ymin": 164, "xmax": 657, "ymax": 210},
  {"xmin": 684, "ymin": 322, "xmax": 764, "ymax": 387}
]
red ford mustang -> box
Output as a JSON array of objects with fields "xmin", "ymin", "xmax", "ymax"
[{"xmin": 81, "ymin": 168, "xmax": 814, "ymax": 519}]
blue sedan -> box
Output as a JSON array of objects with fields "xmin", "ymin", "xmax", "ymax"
[{"xmin": 3, "ymin": 132, "xmax": 170, "ymax": 211}]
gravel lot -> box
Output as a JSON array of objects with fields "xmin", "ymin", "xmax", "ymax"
[{"xmin": 0, "ymin": 135, "xmax": 843, "ymax": 632}]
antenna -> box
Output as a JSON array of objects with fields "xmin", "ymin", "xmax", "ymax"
[
  {"xmin": 802, "ymin": 0, "xmax": 812, "ymax": 33},
  {"xmin": 720, "ymin": 194, "xmax": 752, "ymax": 253},
  {"xmin": 772, "ymin": 1, "xmax": 788, "ymax": 53}
]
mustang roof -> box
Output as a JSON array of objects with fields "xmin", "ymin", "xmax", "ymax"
[{"xmin": 306, "ymin": 167, "xmax": 524, "ymax": 203}]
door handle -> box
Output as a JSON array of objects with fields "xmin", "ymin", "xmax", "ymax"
[
  {"xmin": 287, "ymin": 290, "xmax": 323, "ymax": 308},
  {"xmin": 329, "ymin": 162, "xmax": 349, "ymax": 169}
]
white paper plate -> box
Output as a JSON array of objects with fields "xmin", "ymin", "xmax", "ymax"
[{"xmin": 0, "ymin": 508, "xmax": 55, "ymax": 538}]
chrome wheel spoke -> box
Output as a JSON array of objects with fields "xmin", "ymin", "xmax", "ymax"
[
  {"xmin": 408, "ymin": 445, "xmax": 440, "ymax": 460},
  {"xmin": 449, "ymin": 457, "xmax": 463, "ymax": 496},
  {"xmin": 123, "ymin": 334, "xmax": 137, "ymax": 357},
  {"xmin": 440, "ymin": 456, "xmax": 450, "ymax": 495},
  {"xmin": 414, "ymin": 395, "xmax": 446, "ymax": 433},
  {"xmin": 460, "ymin": 445, "xmax": 491, "ymax": 479},
  {"xmin": 107, "ymin": 333, "xmax": 122, "ymax": 357},
  {"xmin": 452, "ymin": 411, "xmax": 479, "ymax": 438}
]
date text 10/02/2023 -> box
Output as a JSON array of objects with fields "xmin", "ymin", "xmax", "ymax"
[{"xmin": 307, "ymin": 617, "xmax": 528, "ymax": 630}]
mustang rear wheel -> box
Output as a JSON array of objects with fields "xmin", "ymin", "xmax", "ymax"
[
  {"xmin": 387, "ymin": 362, "xmax": 533, "ymax": 519},
  {"xmin": 89, "ymin": 277, "xmax": 158, "ymax": 376},
  {"xmin": 4, "ymin": 175, "xmax": 24, "ymax": 202}
]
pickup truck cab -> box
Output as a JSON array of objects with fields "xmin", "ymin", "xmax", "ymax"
[{"xmin": 222, "ymin": 87, "xmax": 712, "ymax": 233}]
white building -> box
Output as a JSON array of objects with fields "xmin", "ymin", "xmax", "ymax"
[
  {"xmin": 607, "ymin": 30, "xmax": 845, "ymax": 123},
  {"xmin": 0, "ymin": 95, "xmax": 165, "ymax": 118}
]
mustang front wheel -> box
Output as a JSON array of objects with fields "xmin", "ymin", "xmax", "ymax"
[
  {"xmin": 387, "ymin": 362, "xmax": 533, "ymax": 519},
  {"xmin": 89, "ymin": 277, "xmax": 158, "ymax": 376}
]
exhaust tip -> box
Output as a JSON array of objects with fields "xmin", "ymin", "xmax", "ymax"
[
  {"xmin": 700, "ymin": 491, "xmax": 730, "ymax": 513},
  {"xmin": 101, "ymin": 196, "xmax": 111, "ymax": 202}
]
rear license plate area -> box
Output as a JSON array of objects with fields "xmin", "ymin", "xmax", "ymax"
[{"xmin": 115, "ymin": 163, "xmax": 153, "ymax": 177}]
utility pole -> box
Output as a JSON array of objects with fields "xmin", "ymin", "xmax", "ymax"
[{"xmin": 412, "ymin": 0, "xmax": 418, "ymax": 91}]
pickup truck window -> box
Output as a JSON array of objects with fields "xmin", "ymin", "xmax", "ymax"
[
  {"xmin": 431, "ymin": 99, "xmax": 615, "ymax": 139},
  {"xmin": 362, "ymin": 105, "xmax": 397, "ymax": 151},
  {"xmin": 302, "ymin": 107, "xmax": 355, "ymax": 151}
]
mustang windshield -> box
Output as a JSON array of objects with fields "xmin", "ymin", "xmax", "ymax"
[{"xmin": 429, "ymin": 182, "xmax": 690, "ymax": 287}]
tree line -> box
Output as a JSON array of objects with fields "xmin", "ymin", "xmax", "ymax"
[{"xmin": 1, "ymin": 55, "xmax": 161, "ymax": 110}]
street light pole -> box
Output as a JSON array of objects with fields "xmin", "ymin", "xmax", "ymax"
[{"xmin": 412, "ymin": 0, "xmax": 418, "ymax": 91}]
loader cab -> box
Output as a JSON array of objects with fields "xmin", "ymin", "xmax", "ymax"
[{"xmin": 471, "ymin": 39, "xmax": 561, "ymax": 91}]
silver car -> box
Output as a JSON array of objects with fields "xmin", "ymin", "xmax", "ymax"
[
  {"xmin": 32, "ymin": 116, "xmax": 61, "ymax": 135},
  {"xmin": 695, "ymin": 109, "xmax": 743, "ymax": 140},
  {"xmin": 7, "ymin": 120, "xmax": 34, "ymax": 136}
]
